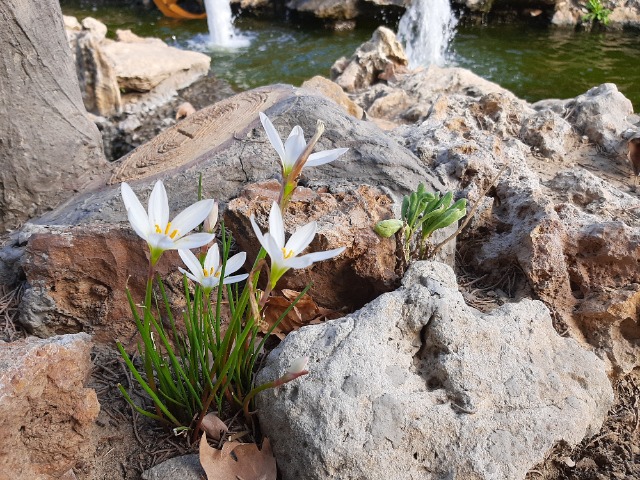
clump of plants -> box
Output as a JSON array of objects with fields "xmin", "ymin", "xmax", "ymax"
[
  {"xmin": 117, "ymin": 112, "xmax": 348, "ymax": 444},
  {"xmin": 582, "ymin": 0, "xmax": 612, "ymax": 25},
  {"xmin": 375, "ymin": 183, "xmax": 467, "ymax": 266}
]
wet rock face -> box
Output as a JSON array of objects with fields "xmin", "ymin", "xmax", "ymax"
[
  {"xmin": 0, "ymin": 334, "xmax": 99, "ymax": 479},
  {"xmin": 224, "ymin": 180, "xmax": 399, "ymax": 310},
  {"xmin": 256, "ymin": 262, "xmax": 613, "ymax": 480}
]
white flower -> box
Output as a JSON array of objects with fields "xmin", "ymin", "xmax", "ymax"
[
  {"xmin": 178, "ymin": 244, "xmax": 248, "ymax": 292},
  {"xmin": 259, "ymin": 112, "xmax": 348, "ymax": 176},
  {"xmin": 121, "ymin": 180, "xmax": 215, "ymax": 265},
  {"xmin": 250, "ymin": 202, "xmax": 346, "ymax": 288}
]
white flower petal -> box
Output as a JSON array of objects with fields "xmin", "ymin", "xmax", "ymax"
[
  {"xmin": 250, "ymin": 214, "xmax": 266, "ymax": 247},
  {"xmin": 178, "ymin": 268, "xmax": 200, "ymax": 284},
  {"xmin": 264, "ymin": 233, "xmax": 285, "ymax": 266},
  {"xmin": 121, "ymin": 183, "xmax": 150, "ymax": 238},
  {"xmin": 222, "ymin": 273, "xmax": 249, "ymax": 285},
  {"xmin": 173, "ymin": 232, "xmax": 216, "ymax": 250},
  {"xmin": 148, "ymin": 180, "xmax": 169, "ymax": 229},
  {"xmin": 297, "ymin": 247, "xmax": 346, "ymax": 264},
  {"xmin": 268, "ymin": 202, "xmax": 285, "ymax": 249},
  {"xmin": 306, "ymin": 147, "xmax": 349, "ymax": 168},
  {"xmin": 202, "ymin": 277, "xmax": 220, "ymax": 290},
  {"xmin": 284, "ymin": 126, "xmax": 306, "ymax": 168},
  {"xmin": 224, "ymin": 251, "xmax": 246, "ymax": 275},
  {"xmin": 126, "ymin": 206, "xmax": 150, "ymax": 241},
  {"xmin": 204, "ymin": 243, "xmax": 220, "ymax": 274},
  {"xmin": 148, "ymin": 232, "xmax": 175, "ymax": 251},
  {"xmin": 283, "ymin": 255, "xmax": 314, "ymax": 269},
  {"xmin": 285, "ymin": 221, "xmax": 316, "ymax": 255},
  {"xmin": 170, "ymin": 199, "xmax": 214, "ymax": 239},
  {"xmin": 179, "ymin": 249, "xmax": 204, "ymax": 280},
  {"xmin": 259, "ymin": 112, "xmax": 286, "ymax": 161}
]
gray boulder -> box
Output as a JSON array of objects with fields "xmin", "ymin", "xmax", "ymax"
[
  {"xmin": 566, "ymin": 83, "xmax": 634, "ymax": 154},
  {"xmin": 256, "ymin": 261, "xmax": 613, "ymax": 480}
]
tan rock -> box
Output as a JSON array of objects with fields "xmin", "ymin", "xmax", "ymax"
[
  {"xmin": 330, "ymin": 26, "xmax": 408, "ymax": 93},
  {"xmin": 115, "ymin": 29, "xmax": 166, "ymax": 46},
  {"xmin": 75, "ymin": 30, "xmax": 123, "ymax": 116},
  {"xmin": 224, "ymin": 180, "xmax": 398, "ymax": 310},
  {"xmin": 301, "ymin": 75, "xmax": 363, "ymax": 119},
  {"xmin": 81, "ymin": 17, "xmax": 107, "ymax": 41},
  {"xmin": 102, "ymin": 41, "xmax": 211, "ymax": 93},
  {"xmin": 367, "ymin": 89, "xmax": 410, "ymax": 120},
  {"xmin": 0, "ymin": 334, "xmax": 99, "ymax": 479}
]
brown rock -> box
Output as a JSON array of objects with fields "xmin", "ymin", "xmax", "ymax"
[
  {"xmin": 0, "ymin": 334, "xmax": 99, "ymax": 479},
  {"xmin": 330, "ymin": 27, "xmax": 408, "ymax": 93},
  {"xmin": 20, "ymin": 225, "xmax": 183, "ymax": 344},
  {"xmin": 301, "ymin": 75, "xmax": 363, "ymax": 119},
  {"xmin": 224, "ymin": 180, "xmax": 398, "ymax": 310}
]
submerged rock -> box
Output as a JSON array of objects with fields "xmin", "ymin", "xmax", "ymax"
[{"xmin": 256, "ymin": 261, "xmax": 613, "ymax": 480}]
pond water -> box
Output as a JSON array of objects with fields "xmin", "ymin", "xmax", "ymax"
[{"xmin": 61, "ymin": 2, "xmax": 640, "ymax": 109}]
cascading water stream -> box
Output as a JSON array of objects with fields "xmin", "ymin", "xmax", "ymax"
[
  {"xmin": 203, "ymin": 0, "xmax": 250, "ymax": 48},
  {"xmin": 397, "ymin": 0, "xmax": 457, "ymax": 67}
]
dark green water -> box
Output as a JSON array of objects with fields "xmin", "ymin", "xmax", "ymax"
[{"xmin": 60, "ymin": 3, "xmax": 640, "ymax": 109}]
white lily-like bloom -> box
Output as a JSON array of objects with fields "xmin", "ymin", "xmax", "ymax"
[
  {"xmin": 250, "ymin": 202, "xmax": 346, "ymax": 288},
  {"xmin": 178, "ymin": 244, "xmax": 248, "ymax": 293},
  {"xmin": 259, "ymin": 112, "xmax": 348, "ymax": 177},
  {"xmin": 121, "ymin": 180, "xmax": 216, "ymax": 265}
]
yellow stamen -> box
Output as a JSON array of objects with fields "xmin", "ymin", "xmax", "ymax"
[
  {"xmin": 214, "ymin": 271, "xmax": 221, "ymax": 278},
  {"xmin": 155, "ymin": 223, "xmax": 179, "ymax": 239},
  {"xmin": 282, "ymin": 248, "xmax": 295, "ymax": 259}
]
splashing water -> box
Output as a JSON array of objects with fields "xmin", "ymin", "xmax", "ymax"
[
  {"xmin": 397, "ymin": 0, "xmax": 457, "ymax": 67},
  {"xmin": 204, "ymin": 0, "xmax": 250, "ymax": 48}
]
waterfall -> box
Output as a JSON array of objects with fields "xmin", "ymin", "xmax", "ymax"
[
  {"xmin": 203, "ymin": 0, "xmax": 250, "ymax": 48},
  {"xmin": 397, "ymin": 0, "xmax": 457, "ymax": 67}
]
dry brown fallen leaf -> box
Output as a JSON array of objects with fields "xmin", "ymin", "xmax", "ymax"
[
  {"xmin": 200, "ymin": 412, "xmax": 229, "ymax": 442},
  {"xmin": 200, "ymin": 434, "xmax": 277, "ymax": 480},
  {"xmin": 261, "ymin": 289, "xmax": 340, "ymax": 339}
]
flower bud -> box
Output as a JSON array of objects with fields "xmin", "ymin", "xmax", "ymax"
[
  {"xmin": 374, "ymin": 219, "xmax": 403, "ymax": 238},
  {"xmin": 287, "ymin": 357, "xmax": 309, "ymax": 375},
  {"xmin": 203, "ymin": 202, "xmax": 219, "ymax": 233}
]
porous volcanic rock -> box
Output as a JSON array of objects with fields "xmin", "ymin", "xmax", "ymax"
[
  {"xmin": 256, "ymin": 262, "xmax": 613, "ymax": 480},
  {"xmin": 566, "ymin": 83, "xmax": 635, "ymax": 154},
  {"xmin": 224, "ymin": 181, "xmax": 399, "ymax": 310},
  {"xmin": 0, "ymin": 334, "xmax": 99, "ymax": 479}
]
